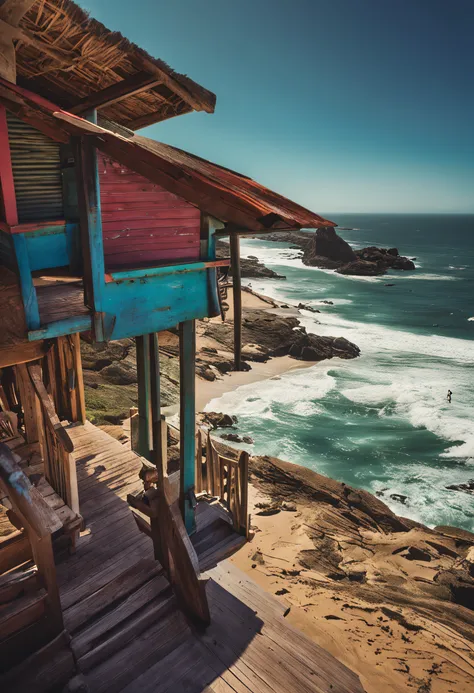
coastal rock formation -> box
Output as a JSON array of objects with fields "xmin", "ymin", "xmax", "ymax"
[
  {"xmin": 204, "ymin": 309, "xmax": 360, "ymax": 363},
  {"xmin": 302, "ymin": 228, "xmax": 416, "ymax": 275},
  {"xmin": 303, "ymin": 226, "xmax": 357, "ymax": 268},
  {"xmin": 446, "ymin": 480, "xmax": 474, "ymax": 495},
  {"xmin": 288, "ymin": 333, "xmax": 361, "ymax": 361},
  {"xmin": 200, "ymin": 411, "xmax": 237, "ymax": 429},
  {"xmin": 257, "ymin": 227, "xmax": 416, "ymax": 276}
]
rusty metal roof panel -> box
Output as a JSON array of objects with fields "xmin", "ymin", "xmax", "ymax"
[{"xmin": 0, "ymin": 77, "xmax": 335, "ymax": 233}]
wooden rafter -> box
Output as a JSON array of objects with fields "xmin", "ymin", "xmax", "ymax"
[{"xmin": 69, "ymin": 71, "xmax": 162, "ymax": 114}]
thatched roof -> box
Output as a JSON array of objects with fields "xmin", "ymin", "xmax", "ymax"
[
  {"xmin": 0, "ymin": 77, "xmax": 335, "ymax": 232},
  {"xmin": 13, "ymin": 0, "xmax": 215, "ymax": 128}
]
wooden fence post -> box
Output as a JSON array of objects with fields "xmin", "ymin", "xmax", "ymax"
[
  {"xmin": 230, "ymin": 233, "xmax": 242, "ymax": 370},
  {"xmin": 196, "ymin": 429, "xmax": 203, "ymax": 494},
  {"xmin": 136, "ymin": 334, "xmax": 151, "ymax": 461},
  {"xmin": 179, "ymin": 320, "xmax": 196, "ymax": 534},
  {"xmin": 239, "ymin": 450, "xmax": 250, "ymax": 538}
]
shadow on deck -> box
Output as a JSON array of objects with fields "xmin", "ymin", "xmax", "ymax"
[{"xmin": 15, "ymin": 422, "xmax": 364, "ymax": 693}]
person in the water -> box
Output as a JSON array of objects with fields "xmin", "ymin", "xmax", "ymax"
[{"xmin": 447, "ymin": 390, "xmax": 452, "ymax": 403}]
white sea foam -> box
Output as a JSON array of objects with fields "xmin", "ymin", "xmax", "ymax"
[{"xmin": 205, "ymin": 367, "xmax": 336, "ymax": 421}]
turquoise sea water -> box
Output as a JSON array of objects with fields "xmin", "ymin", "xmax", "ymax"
[{"xmin": 206, "ymin": 214, "xmax": 474, "ymax": 531}]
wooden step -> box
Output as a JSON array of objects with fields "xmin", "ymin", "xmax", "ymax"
[
  {"xmin": 77, "ymin": 588, "xmax": 176, "ymax": 674},
  {"xmin": 0, "ymin": 588, "xmax": 47, "ymax": 642},
  {"xmin": 64, "ymin": 557, "xmax": 164, "ymax": 633},
  {"xmin": 0, "ymin": 565, "xmax": 39, "ymax": 604},
  {"xmin": 83, "ymin": 604, "xmax": 191, "ymax": 693},
  {"xmin": 0, "ymin": 630, "xmax": 75, "ymax": 693},
  {"xmin": 72, "ymin": 573, "xmax": 170, "ymax": 660},
  {"xmin": 191, "ymin": 517, "xmax": 234, "ymax": 556}
]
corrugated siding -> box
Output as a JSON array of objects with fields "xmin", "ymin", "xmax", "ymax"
[
  {"xmin": 6, "ymin": 113, "xmax": 64, "ymax": 223},
  {"xmin": 98, "ymin": 153, "xmax": 201, "ymax": 270}
]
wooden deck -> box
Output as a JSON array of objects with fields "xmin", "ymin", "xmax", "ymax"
[
  {"xmin": 47, "ymin": 422, "xmax": 364, "ymax": 693},
  {"xmin": 36, "ymin": 281, "xmax": 89, "ymax": 325}
]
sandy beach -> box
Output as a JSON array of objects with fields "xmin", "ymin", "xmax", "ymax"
[{"xmin": 195, "ymin": 286, "xmax": 318, "ymax": 411}]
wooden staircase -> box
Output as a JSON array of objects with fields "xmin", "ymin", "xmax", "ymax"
[
  {"xmin": 0, "ymin": 445, "xmax": 75, "ymax": 691},
  {"xmin": 63, "ymin": 556, "xmax": 188, "ymax": 692}
]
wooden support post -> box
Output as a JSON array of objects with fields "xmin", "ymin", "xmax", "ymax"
[
  {"xmin": 239, "ymin": 450, "xmax": 250, "ymax": 538},
  {"xmin": 14, "ymin": 363, "xmax": 41, "ymax": 446},
  {"xmin": 11, "ymin": 233, "xmax": 40, "ymax": 330},
  {"xmin": 136, "ymin": 335, "xmax": 151, "ymax": 461},
  {"xmin": 71, "ymin": 333, "xmax": 86, "ymax": 423},
  {"xmin": 179, "ymin": 320, "xmax": 196, "ymax": 534},
  {"xmin": 230, "ymin": 233, "xmax": 242, "ymax": 370},
  {"xmin": 195, "ymin": 429, "xmax": 203, "ymax": 494},
  {"xmin": 73, "ymin": 108, "xmax": 105, "ymax": 342},
  {"xmin": 201, "ymin": 214, "xmax": 223, "ymax": 318},
  {"xmin": 149, "ymin": 332, "xmax": 166, "ymax": 483}
]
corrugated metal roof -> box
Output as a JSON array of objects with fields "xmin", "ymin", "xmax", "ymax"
[{"xmin": 0, "ymin": 77, "xmax": 335, "ymax": 233}]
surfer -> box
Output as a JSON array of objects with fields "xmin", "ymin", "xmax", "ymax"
[{"xmin": 447, "ymin": 390, "xmax": 452, "ymax": 403}]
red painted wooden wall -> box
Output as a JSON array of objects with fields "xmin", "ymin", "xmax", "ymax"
[{"xmin": 98, "ymin": 154, "xmax": 201, "ymax": 271}]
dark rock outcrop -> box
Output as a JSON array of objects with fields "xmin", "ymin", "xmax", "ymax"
[
  {"xmin": 221, "ymin": 432, "xmax": 254, "ymax": 444},
  {"xmin": 303, "ymin": 226, "xmax": 357, "ymax": 268},
  {"xmin": 301, "ymin": 229, "xmax": 416, "ymax": 276},
  {"xmin": 204, "ymin": 309, "xmax": 360, "ymax": 363},
  {"xmin": 201, "ymin": 412, "xmax": 237, "ymax": 429},
  {"xmin": 446, "ymin": 480, "xmax": 474, "ymax": 495}
]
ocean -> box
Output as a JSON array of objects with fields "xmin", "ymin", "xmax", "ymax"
[{"xmin": 206, "ymin": 214, "xmax": 474, "ymax": 532}]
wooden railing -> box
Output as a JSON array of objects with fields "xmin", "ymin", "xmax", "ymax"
[
  {"xmin": 196, "ymin": 429, "xmax": 250, "ymax": 539},
  {"xmin": 129, "ymin": 451, "xmax": 210, "ymax": 627},
  {"xmin": 27, "ymin": 364, "xmax": 79, "ymax": 517},
  {"xmin": 0, "ymin": 443, "xmax": 64, "ymax": 639}
]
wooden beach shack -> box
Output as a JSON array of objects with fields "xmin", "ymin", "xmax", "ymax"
[{"xmin": 0, "ymin": 2, "xmax": 362, "ymax": 691}]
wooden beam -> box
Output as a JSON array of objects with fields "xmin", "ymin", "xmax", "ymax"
[
  {"xmin": 0, "ymin": 1, "xmax": 37, "ymax": 27},
  {"xmin": 179, "ymin": 320, "xmax": 196, "ymax": 534},
  {"xmin": 69, "ymin": 72, "xmax": 162, "ymax": 115},
  {"xmin": 0, "ymin": 105, "xmax": 18, "ymax": 224},
  {"xmin": 230, "ymin": 233, "xmax": 242, "ymax": 370},
  {"xmin": 136, "ymin": 335, "xmax": 151, "ymax": 461},
  {"xmin": 132, "ymin": 53, "xmax": 215, "ymax": 114}
]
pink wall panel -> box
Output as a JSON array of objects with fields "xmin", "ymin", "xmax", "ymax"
[{"xmin": 98, "ymin": 154, "xmax": 201, "ymax": 270}]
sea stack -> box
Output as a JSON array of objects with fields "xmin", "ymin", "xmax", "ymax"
[
  {"xmin": 303, "ymin": 227, "xmax": 416, "ymax": 276},
  {"xmin": 303, "ymin": 227, "xmax": 357, "ymax": 269}
]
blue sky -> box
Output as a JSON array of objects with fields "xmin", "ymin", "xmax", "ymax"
[{"xmin": 83, "ymin": 0, "xmax": 473, "ymax": 214}]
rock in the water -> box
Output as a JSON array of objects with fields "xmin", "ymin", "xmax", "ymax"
[
  {"xmin": 201, "ymin": 412, "xmax": 237, "ymax": 429},
  {"xmin": 446, "ymin": 480, "xmax": 474, "ymax": 495},
  {"xmin": 303, "ymin": 227, "xmax": 357, "ymax": 266},
  {"xmin": 390, "ymin": 493, "xmax": 408, "ymax": 505},
  {"xmin": 297, "ymin": 303, "xmax": 320, "ymax": 313},
  {"xmin": 221, "ymin": 432, "xmax": 254, "ymax": 444},
  {"xmin": 300, "ymin": 228, "xmax": 415, "ymax": 276}
]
